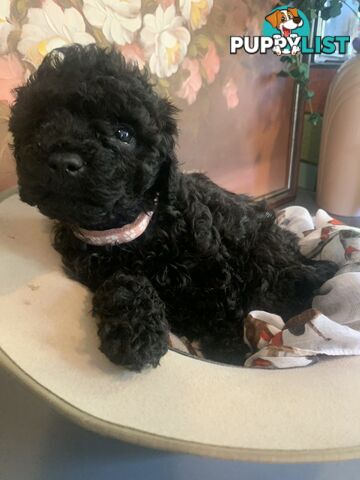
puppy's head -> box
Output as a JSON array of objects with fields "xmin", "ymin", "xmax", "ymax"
[
  {"xmin": 265, "ymin": 8, "xmax": 303, "ymax": 36},
  {"xmin": 9, "ymin": 44, "xmax": 178, "ymax": 233}
]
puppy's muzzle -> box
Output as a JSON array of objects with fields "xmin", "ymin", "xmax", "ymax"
[
  {"xmin": 48, "ymin": 152, "xmax": 85, "ymax": 176},
  {"xmin": 293, "ymin": 16, "xmax": 302, "ymax": 25}
]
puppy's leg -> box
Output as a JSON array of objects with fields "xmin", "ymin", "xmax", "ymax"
[
  {"xmin": 198, "ymin": 306, "xmax": 250, "ymax": 366},
  {"xmin": 252, "ymin": 259, "xmax": 338, "ymax": 321},
  {"xmin": 201, "ymin": 332, "xmax": 250, "ymax": 366},
  {"xmin": 93, "ymin": 273, "xmax": 169, "ymax": 371}
]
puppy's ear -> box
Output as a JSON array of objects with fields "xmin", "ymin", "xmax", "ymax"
[
  {"xmin": 154, "ymin": 98, "xmax": 179, "ymax": 204},
  {"xmin": 288, "ymin": 7, "xmax": 299, "ymax": 17},
  {"xmin": 158, "ymin": 97, "xmax": 179, "ymax": 154},
  {"xmin": 265, "ymin": 10, "xmax": 281, "ymax": 28},
  {"xmin": 155, "ymin": 150, "xmax": 179, "ymax": 204}
]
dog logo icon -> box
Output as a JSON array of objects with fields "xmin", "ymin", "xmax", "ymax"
[
  {"xmin": 263, "ymin": 6, "xmax": 309, "ymax": 56},
  {"xmin": 230, "ymin": 6, "xmax": 349, "ymax": 57}
]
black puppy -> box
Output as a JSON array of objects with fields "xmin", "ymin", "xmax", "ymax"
[{"xmin": 9, "ymin": 44, "xmax": 337, "ymax": 370}]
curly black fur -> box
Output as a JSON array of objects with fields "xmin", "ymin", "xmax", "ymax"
[{"xmin": 9, "ymin": 44, "xmax": 338, "ymax": 370}]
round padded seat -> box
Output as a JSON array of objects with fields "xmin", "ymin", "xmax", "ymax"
[{"xmin": 1, "ymin": 191, "xmax": 360, "ymax": 463}]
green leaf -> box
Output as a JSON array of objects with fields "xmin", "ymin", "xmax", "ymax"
[
  {"xmin": 299, "ymin": 80, "xmax": 309, "ymax": 89},
  {"xmin": 305, "ymin": 89, "xmax": 315, "ymax": 100},
  {"xmin": 309, "ymin": 113, "xmax": 322, "ymax": 126},
  {"xmin": 11, "ymin": 0, "xmax": 28, "ymax": 21},
  {"xmin": 188, "ymin": 43, "xmax": 198, "ymax": 58},
  {"xmin": 195, "ymin": 34, "xmax": 210, "ymax": 50},
  {"xmin": 280, "ymin": 56, "xmax": 293, "ymax": 63},
  {"xmin": 298, "ymin": 63, "xmax": 310, "ymax": 75},
  {"xmin": 321, "ymin": 7, "xmax": 333, "ymax": 20},
  {"xmin": 321, "ymin": 1, "xmax": 343, "ymax": 20},
  {"xmin": 277, "ymin": 70, "xmax": 290, "ymax": 77},
  {"xmin": 309, "ymin": 8, "xmax": 318, "ymax": 20},
  {"xmin": 142, "ymin": 0, "xmax": 157, "ymax": 7},
  {"xmin": 330, "ymin": 1, "xmax": 343, "ymax": 18},
  {"xmin": 91, "ymin": 27, "xmax": 111, "ymax": 48},
  {"xmin": 288, "ymin": 68, "xmax": 301, "ymax": 79},
  {"xmin": 214, "ymin": 34, "xmax": 226, "ymax": 49},
  {"xmin": 158, "ymin": 78, "xmax": 170, "ymax": 88}
]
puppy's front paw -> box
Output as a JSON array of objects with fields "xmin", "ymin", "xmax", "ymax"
[
  {"xmin": 98, "ymin": 321, "xmax": 169, "ymax": 371},
  {"xmin": 93, "ymin": 273, "xmax": 169, "ymax": 371}
]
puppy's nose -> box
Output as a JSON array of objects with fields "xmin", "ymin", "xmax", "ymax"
[
  {"xmin": 48, "ymin": 152, "xmax": 84, "ymax": 176},
  {"xmin": 293, "ymin": 16, "xmax": 302, "ymax": 24}
]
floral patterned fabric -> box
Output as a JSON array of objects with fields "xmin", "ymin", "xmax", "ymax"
[{"xmin": 171, "ymin": 207, "xmax": 360, "ymax": 369}]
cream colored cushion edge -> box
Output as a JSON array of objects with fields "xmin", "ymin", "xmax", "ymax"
[{"xmin": 1, "ymin": 191, "xmax": 360, "ymax": 464}]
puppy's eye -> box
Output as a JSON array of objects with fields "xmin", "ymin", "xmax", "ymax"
[{"xmin": 115, "ymin": 126, "xmax": 133, "ymax": 143}]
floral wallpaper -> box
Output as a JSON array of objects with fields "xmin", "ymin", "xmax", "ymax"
[{"xmin": 0, "ymin": 0, "xmax": 294, "ymax": 198}]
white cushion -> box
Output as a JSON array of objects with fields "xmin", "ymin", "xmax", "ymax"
[{"xmin": 1, "ymin": 193, "xmax": 360, "ymax": 462}]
